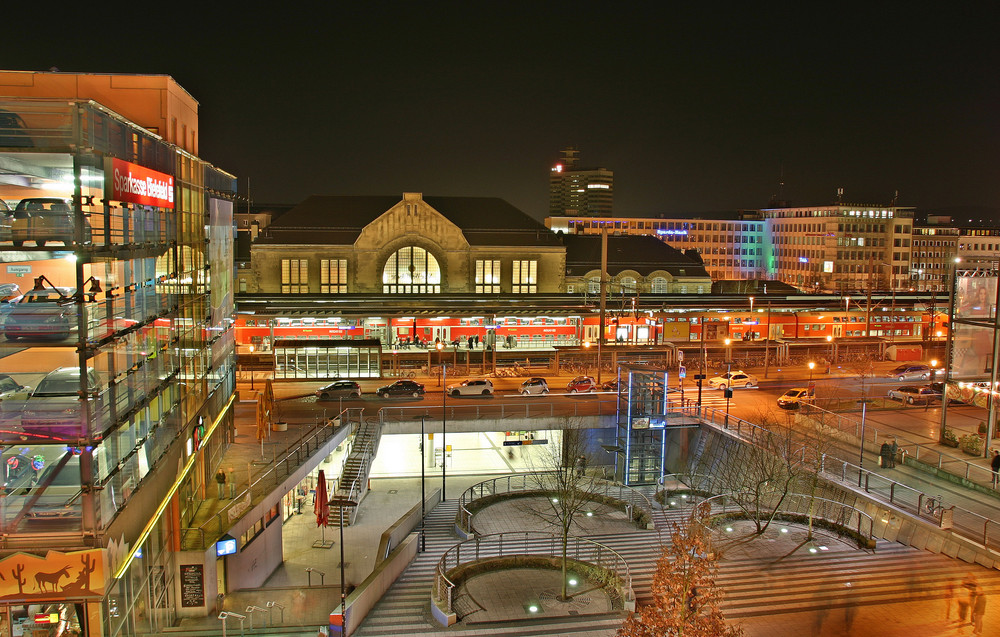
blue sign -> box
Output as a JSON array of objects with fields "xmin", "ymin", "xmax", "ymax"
[{"xmin": 216, "ymin": 538, "xmax": 237, "ymax": 557}]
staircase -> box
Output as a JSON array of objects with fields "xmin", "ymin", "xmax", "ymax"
[{"xmin": 333, "ymin": 416, "xmax": 382, "ymax": 525}]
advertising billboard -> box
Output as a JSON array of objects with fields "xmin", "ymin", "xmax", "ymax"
[{"xmin": 105, "ymin": 158, "xmax": 175, "ymax": 209}]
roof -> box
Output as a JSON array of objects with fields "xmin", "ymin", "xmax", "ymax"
[
  {"xmin": 562, "ymin": 234, "xmax": 710, "ymax": 277},
  {"xmin": 260, "ymin": 194, "xmax": 561, "ymax": 247}
]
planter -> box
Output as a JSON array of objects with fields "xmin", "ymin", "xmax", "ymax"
[
  {"xmin": 942, "ymin": 439, "xmax": 959, "ymax": 448},
  {"xmin": 272, "ymin": 421, "xmax": 288, "ymax": 432}
]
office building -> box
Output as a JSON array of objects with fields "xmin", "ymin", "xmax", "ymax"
[{"xmin": 549, "ymin": 148, "xmax": 614, "ymax": 217}]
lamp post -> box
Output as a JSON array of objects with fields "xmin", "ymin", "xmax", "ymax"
[
  {"xmin": 808, "ymin": 361, "xmax": 815, "ymax": 383},
  {"xmin": 248, "ymin": 344, "xmax": 255, "ymax": 391},
  {"xmin": 441, "ymin": 361, "xmax": 447, "ymax": 501},
  {"xmin": 414, "ymin": 415, "xmax": 426, "ymax": 552},
  {"xmin": 826, "ymin": 335, "xmax": 834, "ymax": 366}
]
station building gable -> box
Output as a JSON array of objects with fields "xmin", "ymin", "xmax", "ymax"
[{"xmin": 247, "ymin": 193, "xmax": 565, "ymax": 294}]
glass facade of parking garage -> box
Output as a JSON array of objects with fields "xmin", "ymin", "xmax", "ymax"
[{"xmin": 0, "ymin": 98, "xmax": 236, "ymax": 637}]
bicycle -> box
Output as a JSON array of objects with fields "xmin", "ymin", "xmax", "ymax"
[{"xmin": 923, "ymin": 494, "xmax": 944, "ymax": 517}]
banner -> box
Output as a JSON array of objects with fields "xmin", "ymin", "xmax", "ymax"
[
  {"xmin": 106, "ymin": 158, "xmax": 175, "ymax": 209},
  {"xmin": 0, "ymin": 549, "xmax": 106, "ymax": 602}
]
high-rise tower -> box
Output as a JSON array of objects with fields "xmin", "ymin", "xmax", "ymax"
[{"xmin": 549, "ymin": 147, "xmax": 614, "ymax": 217}]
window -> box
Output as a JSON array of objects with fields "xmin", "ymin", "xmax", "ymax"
[
  {"xmin": 619, "ymin": 276, "xmax": 637, "ymax": 293},
  {"xmin": 651, "ymin": 277, "xmax": 668, "ymax": 294},
  {"xmin": 475, "ymin": 259, "xmax": 500, "ymax": 293},
  {"xmin": 512, "ymin": 260, "xmax": 537, "ymax": 293},
  {"xmin": 320, "ymin": 259, "xmax": 347, "ymax": 293},
  {"xmin": 382, "ymin": 246, "xmax": 441, "ymax": 293},
  {"xmin": 281, "ymin": 259, "xmax": 309, "ymax": 294},
  {"xmin": 587, "ymin": 277, "xmax": 600, "ymax": 294}
]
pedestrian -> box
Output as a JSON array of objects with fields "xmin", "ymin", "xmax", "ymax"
[
  {"xmin": 971, "ymin": 583, "xmax": 986, "ymax": 635},
  {"xmin": 474, "ymin": 334, "xmax": 480, "ymax": 348},
  {"xmin": 467, "ymin": 336, "xmax": 473, "ymax": 350},
  {"xmin": 959, "ymin": 573, "xmax": 978, "ymax": 624},
  {"xmin": 889, "ymin": 438, "xmax": 899, "ymax": 468},
  {"xmin": 944, "ymin": 580, "xmax": 955, "ymax": 621},
  {"xmin": 215, "ymin": 469, "xmax": 227, "ymax": 499},
  {"xmin": 576, "ymin": 455, "xmax": 587, "ymax": 477},
  {"xmin": 991, "ymin": 450, "xmax": 1000, "ymax": 488},
  {"xmin": 879, "ymin": 442, "xmax": 892, "ymax": 468}
]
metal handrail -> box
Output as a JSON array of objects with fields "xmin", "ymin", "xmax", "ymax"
[
  {"xmin": 456, "ymin": 472, "xmax": 655, "ymax": 535},
  {"xmin": 181, "ymin": 408, "xmax": 362, "ymax": 549},
  {"xmin": 694, "ymin": 492, "xmax": 876, "ymax": 544},
  {"xmin": 799, "ymin": 402, "xmax": 995, "ymax": 484},
  {"xmin": 674, "ymin": 403, "xmax": 1000, "ymax": 551},
  {"xmin": 376, "ymin": 399, "xmax": 619, "ymax": 424},
  {"xmin": 434, "ymin": 531, "xmax": 633, "ymax": 614}
]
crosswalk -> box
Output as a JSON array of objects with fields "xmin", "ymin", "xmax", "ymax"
[{"xmin": 352, "ymin": 492, "xmax": 1000, "ymax": 636}]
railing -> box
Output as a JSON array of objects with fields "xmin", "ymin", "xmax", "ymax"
[
  {"xmin": 800, "ymin": 402, "xmax": 996, "ymax": 485},
  {"xmin": 180, "ymin": 408, "xmax": 362, "ymax": 550},
  {"xmin": 676, "ymin": 404, "xmax": 1000, "ymax": 552},
  {"xmin": 456, "ymin": 473, "xmax": 655, "ymax": 535},
  {"xmin": 693, "ymin": 492, "xmax": 876, "ymax": 546},
  {"xmin": 335, "ymin": 417, "xmax": 383, "ymax": 524},
  {"xmin": 377, "ymin": 399, "xmax": 619, "ymax": 424},
  {"xmin": 434, "ymin": 531, "xmax": 633, "ymax": 615}
]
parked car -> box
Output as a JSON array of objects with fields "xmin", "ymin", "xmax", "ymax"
[
  {"xmin": 0, "ymin": 199, "xmax": 13, "ymax": 242},
  {"xmin": 566, "ymin": 376, "xmax": 596, "ymax": 393},
  {"xmin": 777, "ymin": 387, "xmax": 814, "ymax": 409},
  {"xmin": 3, "ymin": 287, "xmax": 75, "ymax": 340},
  {"xmin": 20, "ymin": 367, "xmax": 103, "ymax": 440},
  {"xmin": 11, "ymin": 198, "xmax": 92, "ymax": 247},
  {"xmin": 519, "ymin": 377, "xmax": 549, "ymax": 395},
  {"xmin": 601, "ymin": 379, "xmax": 620, "ymax": 392},
  {"xmin": 315, "ymin": 380, "xmax": 362, "ymax": 400},
  {"xmin": 0, "ymin": 374, "xmax": 31, "ymax": 404},
  {"xmin": 708, "ymin": 370, "xmax": 758, "ymax": 390},
  {"xmin": 0, "ymin": 109, "xmax": 34, "ymax": 148},
  {"xmin": 885, "ymin": 364, "xmax": 933, "ymax": 382},
  {"xmin": 375, "ymin": 379, "xmax": 425, "ymax": 399},
  {"xmin": 887, "ymin": 385, "xmax": 939, "ymax": 405},
  {"xmin": 0, "ymin": 283, "xmax": 23, "ymax": 322},
  {"xmin": 447, "ymin": 379, "xmax": 494, "ymax": 397},
  {"xmin": 20, "ymin": 455, "xmax": 83, "ymax": 519}
]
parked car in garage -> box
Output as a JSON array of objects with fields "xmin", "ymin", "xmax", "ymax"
[
  {"xmin": 0, "ymin": 374, "xmax": 31, "ymax": 403},
  {"xmin": 447, "ymin": 379, "xmax": 494, "ymax": 397},
  {"xmin": 566, "ymin": 376, "xmax": 596, "ymax": 393},
  {"xmin": 10, "ymin": 198, "xmax": 92, "ymax": 247},
  {"xmin": 519, "ymin": 377, "xmax": 549, "ymax": 396},
  {"xmin": 315, "ymin": 380, "xmax": 362, "ymax": 400},
  {"xmin": 885, "ymin": 364, "xmax": 933, "ymax": 382},
  {"xmin": 887, "ymin": 385, "xmax": 939, "ymax": 405},
  {"xmin": 777, "ymin": 387, "xmax": 814, "ymax": 409},
  {"xmin": 20, "ymin": 367, "xmax": 103, "ymax": 440},
  {"xmin": 0, "ymin": 109, "xmax": 34, "ymax": 148},
  {"xmin": 708, "ymin": 370, "xmax": 758, "ymax": 390},
  {"xmin": 21, "ymin": 454, "xmax": 84, "ymax": 519},
  {"xmin": 0, "ymin": 283, "xmax": 24, "ymax": 323},
  {"xmin": 0, "ymin": 199, "xmax": 13, "ymax": 242},
  {"xmin": 3, "ymin": 287, "xmax": 75, "ymax": 340},
  {"xmin": 601, "ymin": 379, "xmax": 620, "ymax": 392},
  {"xmin": 375, "ymin": 379, "xmax": 425, "ymax": 399}
]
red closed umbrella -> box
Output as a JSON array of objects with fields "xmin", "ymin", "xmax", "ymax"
[{"xmin": 313, "ymin": 470, "xmax": 333, "ymax": 548}]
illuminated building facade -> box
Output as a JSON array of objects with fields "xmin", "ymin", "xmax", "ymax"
[
  {"xmin": 0, "ymin": 71, "xmax": 236, "ymax": 637},
  {"xmin": 548, "ymin": 147, "xmax": 614, "ymax": 217}
]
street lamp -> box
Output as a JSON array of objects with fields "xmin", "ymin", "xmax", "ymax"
[
  {"xmin": 826, "ymin": 335, "xmax": 834, "ymax": 366},
  {"xmin": 441, "ymin": 362, "xmax": 448, "ymax": 501},
  {"xmin": 248, "ymin": 345, "xmax": 255, "ymax": 391},
  {"xmin": 808, "ymin": 361, "xmax": 815, "ymax": 383},
  {"xmin": 412, "ymin": 416, "xmax": 427, "ymax": 552}
]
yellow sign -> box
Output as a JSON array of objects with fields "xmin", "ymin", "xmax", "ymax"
[{"xmin": 0, "ymin": 549, "xmax": 106, "ymax": 602}]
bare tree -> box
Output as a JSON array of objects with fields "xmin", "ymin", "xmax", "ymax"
[
  {"xmin": 617, "ymin": 502, "xmax": 742, "ymax": 637},
  {"xmin": 524, "ymin": 423, "xmax": 610, "ymax": 600},
  {"xmin": 845, "ymin": 354, "xmax": 878, "ymax": 401},
  {"xmin": 714, "ymin": 411, "xmax": 802, "ymax": 535}
]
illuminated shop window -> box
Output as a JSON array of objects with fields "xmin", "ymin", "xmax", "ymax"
[{"xmin": 382, "ymin": 246, "xmax": 441, "ymax": 293}]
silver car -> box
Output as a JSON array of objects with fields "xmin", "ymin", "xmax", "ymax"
[
  {"xmin": 519, "ymin": 377, "xmax": 549, "ymax": 396},
  {"xmin": 447, "ymin": 379, "xmax": 494, "ymax": 397},
  {"xmin": 885, "ymin": 364, "xmax": 932, "ymax": 382}
]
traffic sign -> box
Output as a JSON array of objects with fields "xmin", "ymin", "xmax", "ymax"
[{"xmin": 678, "ymin": 365, "xmax": 687, "ymax": 378}]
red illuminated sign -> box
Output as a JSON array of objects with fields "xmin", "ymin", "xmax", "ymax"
[{"xmin": 106, "ymin": 158, "xmax": 175, "ymax": 209}]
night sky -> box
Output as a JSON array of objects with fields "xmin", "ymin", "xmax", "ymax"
[{"xmin": 4, "ymin": 5, "xmax": 998, "ymax": 221}]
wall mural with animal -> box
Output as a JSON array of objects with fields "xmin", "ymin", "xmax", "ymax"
[{"xmin": 0, "ymin": 549, "xmax": 105, "ymax": 601}]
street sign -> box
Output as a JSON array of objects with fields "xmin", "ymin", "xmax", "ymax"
[
  {"xmin": 678, "ymin": 365, "xmax": 686, "ymax": 378},
  {"xmin": 677, "ymin": 350, "xmax": 684, "ymax": 361}
]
